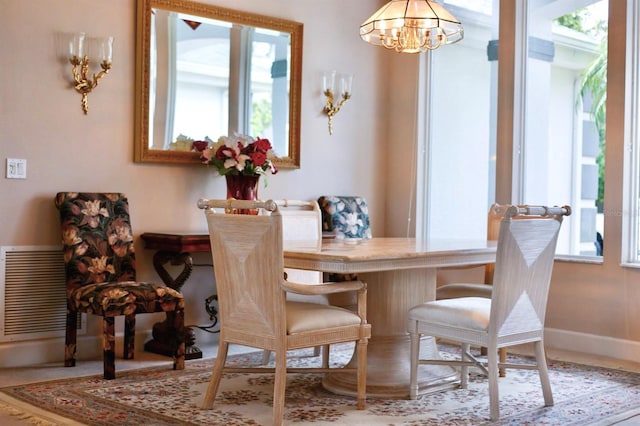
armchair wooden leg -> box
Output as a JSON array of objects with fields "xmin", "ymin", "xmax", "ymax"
[
  {"xmin": 356, "ymin": 339, "xmax": 367, "ymax": 410},
  {"xmin": 273, "ymin": 350, "xmax": 287, "ymax": 426},
  {"xmin": 202, "ymin": 340, "xmax": 228, "ymax": 409},
  {"xmin": 482, "ymin": 346, "xmax": 507, "ymax": 377},
  {"xmin": 321, "ymin": 344, "xmax": 330, "ymax": 368},
  {"xmin": 488, "ymin": 346, "xmax": 500, "ymax": 421},
  {"xmin": 103, "ymin": 317, "xmax": 116, "ymax": 380},
  {"xmin": 408, "ymin": 327, "xmax": 419, "ymax": 400},
  {"xmin": 535, "ymin": 341, "xmax": 554, "ymax": 407},
  {"xmin": 64, "ymin": 311, "xmax": 78, "ymax": 368},
  {"xmin": 499, "ymin": 348, "xmax": 506, "ymax": 377},
  {"xmin": 124, "ymin": 314, "xmax": 135, "ymax": 360},
  {"xmin": 172, "ymin": 308, "xmax": 186, "ymax": 370},
  {"xmin": 461, "ymin": 343, "xmax": 470, "ymax": 388}
]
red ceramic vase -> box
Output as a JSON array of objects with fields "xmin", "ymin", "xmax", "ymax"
[{"xmin": 225, "ymin": 174, "xmax": 260, "ymax": 215}]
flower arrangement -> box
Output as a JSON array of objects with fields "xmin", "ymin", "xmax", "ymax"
[{"xmin": 196, "ymin": 134, "xmax": 278, "ymax": 179}]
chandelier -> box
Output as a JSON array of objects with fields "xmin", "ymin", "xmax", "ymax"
[{"xmin": 360, "ymin": 0, "xmax": 464, "ymax": 53}]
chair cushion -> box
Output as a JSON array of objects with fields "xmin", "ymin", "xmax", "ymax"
[
  {"xmin": 286, "ymin": 301, "xmax": 362, "ymax": 334},
  {"xmin": 436, "ymin": 283, "xmax": 493, "ymax": 300},
  {"xmin": 408, "ymin": 297, "xmax": 491, "ymax": 331},
  {"xmin": 69, "ymin": 281, "xmax": 184, "ymax": 316}
]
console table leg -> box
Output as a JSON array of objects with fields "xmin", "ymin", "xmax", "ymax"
[{"xmin": 144, "ymin": 250, "xmax": 203, "ymax": 360}]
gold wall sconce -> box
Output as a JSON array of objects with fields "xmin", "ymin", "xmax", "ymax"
[
  {"xmin": 323, "ymin": 71, "xmax": 352, "ymax": 135},
  {"xmin": 68, "ymin": 33, "xmax": 113, "ymax": 114}
]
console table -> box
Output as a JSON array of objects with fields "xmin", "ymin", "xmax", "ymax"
[{"xmin": 140, "ymin": 233, "xmax": 211, "ymax": 360}]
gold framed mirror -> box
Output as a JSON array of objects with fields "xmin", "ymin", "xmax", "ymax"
[{"xmin": 134, "ymin": 0, "xmax": 302, "ymax": 168}]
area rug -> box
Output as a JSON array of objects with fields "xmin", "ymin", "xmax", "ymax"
[{"xmin": 1, "ymin": 343, "xmax": 640, "ymax": 425}]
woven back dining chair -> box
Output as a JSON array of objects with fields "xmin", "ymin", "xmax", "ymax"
[
  {"xmin": 435, "ymin": 203, "xmax": 509, "ymax": 375},
  {"xmin": 318, "ymin": 195, "xmax": 372, "ymax": 240},
  {"xmin": 318, "ymin": 195, "xmax": 372, "ymax": 309},
  {"xmin": 197, "ymin": 198, "xmax": 371, "ymax": 426},
  {"xmin": 408, "ymin": 204, "xmax": 571, "ymax": 421},
  {"xmin": 261, "ymin": 199, "xmax": 327, "ymax": 365}
]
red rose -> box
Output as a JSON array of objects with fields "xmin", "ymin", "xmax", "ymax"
[
  {"xmin": 237, "ymin": 141, "xmax": 252, "ymax": 154},
  {"xmin": 191, "ymin": 141, "xmax": 209, "ymax": 152},
  {"xmin": 254, "ymin": 137, "xmax": 272, "ymax": 153},
  {"xmin": 250, "ymin": 151, "xmax": 267, "ymax": 167},
  {"xmin": 215, "ymin": 145, "xmax": 231, "ymax": 160}
]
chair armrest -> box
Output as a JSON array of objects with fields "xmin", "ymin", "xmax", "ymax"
[
  {"xmin": 282, "ymin": 280, "xmax": 368, "ymax": 323},
  {"xmin": 281, "ymin": 280, "xmax": 366, "ymax": 296}
]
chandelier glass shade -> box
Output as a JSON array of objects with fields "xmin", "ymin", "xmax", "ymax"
[{"xmin": 360, "ymin": 0, "xmax": 464, "ymax": 53}]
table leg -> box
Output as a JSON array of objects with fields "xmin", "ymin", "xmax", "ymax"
[
  {"xmin": 144, "ymin": 250, "xmax": 203, "ymax": 360},
  {"xmin": 322, "ymin": 268, "xmax": 458, "ymax": 398}
]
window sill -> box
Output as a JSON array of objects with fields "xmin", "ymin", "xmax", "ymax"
[{"xmin": 555, "ymin": 255, "xmax": 603, "ymax": 265}]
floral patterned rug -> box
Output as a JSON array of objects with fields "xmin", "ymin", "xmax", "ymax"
[{"xmin": 1, "ymin": 343, "xmax": 640, "ymax": 425}]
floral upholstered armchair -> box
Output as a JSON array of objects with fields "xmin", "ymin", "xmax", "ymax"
[
  {"xmin": 317, "ymin": 195, "xmax": 372, "ymax": 240},
  {"xmin": 55, "ymin": 192, "xmax": 185, "ymax": 379}
]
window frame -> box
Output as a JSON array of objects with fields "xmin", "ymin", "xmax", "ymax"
[{"xmin": 621, "ymin": 0, "xmax": 640, "ymax": 266}]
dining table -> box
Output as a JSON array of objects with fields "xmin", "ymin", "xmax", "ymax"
[{"xmin": 283, "ymin": 237, "xmax": 497, "ymax": 399}]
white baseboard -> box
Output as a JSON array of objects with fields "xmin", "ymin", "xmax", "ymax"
[
  {"xmin": 0, "ymin": 332, "xmax": 152, "ymax": 368},
  {"xmin": 545, "ymin": 328, "xmax": 640, "ymax": 363}
]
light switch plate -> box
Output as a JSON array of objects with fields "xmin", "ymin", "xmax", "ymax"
[{"xmin": 6, "ymin": 158, "xmax": 27, "ymax": 179}]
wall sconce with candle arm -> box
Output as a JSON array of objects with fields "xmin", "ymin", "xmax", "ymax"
[
  {"xmin": 68, "ymin": 33, "xmax": 114, "ymax": 114},
  {"xmin": 323, "ymin": 71, "xmax": 352, "ymax": 135}
]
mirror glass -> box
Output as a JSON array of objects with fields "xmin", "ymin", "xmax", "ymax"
[{"xmin": 135, "ymin": 0, "xmax": 302, "ymax": 167}]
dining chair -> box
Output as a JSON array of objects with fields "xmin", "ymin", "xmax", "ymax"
[
  {"xmin": 260, "ymin": 199, "xmax": 327, "ymax": 365},
  {"xmin": 318, "ymin": 195, "xmax": 372, "ymax": 240},
  {"xmin": 318, "ymin": 195, "xmax": 372, "ymax": 308},
  {"xmin": 54, "ymin": 192, "xmax": 186, "ymax": 379},
  {"xmin": 435, "ymin": 203, "xmax": 509, "ymax": 375},
  {"xmin": 197, "ymin": 198, "xmax": 371, "ymax": 426},
  {"xmin": 408, "ymin": 204, "xmax": 571, "ymax": 421}
]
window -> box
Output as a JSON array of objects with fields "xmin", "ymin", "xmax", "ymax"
[
  {"xmin": 520, "ymin": 0, "xmax": 607, "ymax": 256},
  {"xmin": 416, "ymin": 2, "xmax": 498, "ymax": 241},
  {"xmin": 417, "ymin": 0, "xmax": 608, "ymax": 260}
]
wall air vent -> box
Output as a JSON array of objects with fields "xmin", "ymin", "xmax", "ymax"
[{"xmin": 0, "ymin": 246, "xmax": 84, "ymax": 342}]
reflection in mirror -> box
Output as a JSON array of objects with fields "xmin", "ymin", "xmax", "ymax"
[{"xmin": 135, "ymin": 0, "xmax": 302, "ymax": 168}]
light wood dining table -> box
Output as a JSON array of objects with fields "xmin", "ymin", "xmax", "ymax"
[{"xmin": 283, "ymin": 237, "xmax": 497, "ymax": 399}]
